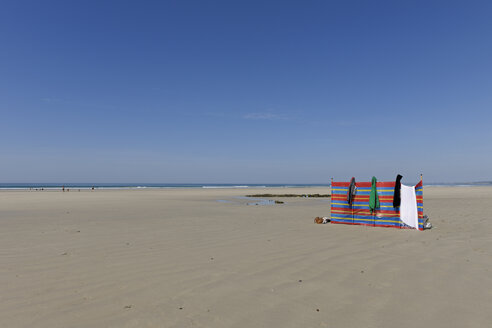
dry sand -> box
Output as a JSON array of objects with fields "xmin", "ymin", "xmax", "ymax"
[{"xmin": 1, "ymin": 187, "xmax": 491, "ymax": 327}]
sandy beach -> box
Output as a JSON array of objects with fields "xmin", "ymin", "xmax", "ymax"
[{"xmin": 1, "ymin": 187, "xmax": 491, "ymax": 328}]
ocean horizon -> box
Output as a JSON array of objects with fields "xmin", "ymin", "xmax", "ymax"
[
  {"xmin": 1, "ymin": 181, "xmax": 491, "ymax": 190},
  {"xmin": 0, "ymin": 183, "xmax": 331, "ymax": 190}
]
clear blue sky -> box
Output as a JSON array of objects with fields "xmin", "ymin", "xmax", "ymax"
[{"xmin": 1, "ymin": 0, "xmax": 491, "ymax": 183}]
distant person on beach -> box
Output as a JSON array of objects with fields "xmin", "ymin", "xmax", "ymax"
[
  {"xmin": 62, "ymin": 185, "xmax": 65, "ymax": 192},
  {"xmin": 92, "ymin": 186, "xmax": 94, "ymax": 191}
]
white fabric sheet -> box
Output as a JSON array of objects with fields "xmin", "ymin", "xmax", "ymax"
[{"xmin": 400, "ymin": 184, "xmax": 419, "ymax": 229}]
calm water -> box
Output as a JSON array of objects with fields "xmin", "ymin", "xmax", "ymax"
[
  {"xmin": 1, "ymin": 182, "xmax": 490, "ymax": 190},
  {"xmin": 0, "ymin": 183, "xmax": 331, "ymax": 190}
]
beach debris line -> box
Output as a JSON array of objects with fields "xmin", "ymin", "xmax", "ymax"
[{"xmin": 246, "ymin": 194, "xmax": 330, "ymax": 198}]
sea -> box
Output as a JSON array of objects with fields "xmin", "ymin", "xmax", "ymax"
[
  {"xmin": 0, "ymin": 183, "xmax": 332, "ymax": 190},
  {"xmin": 1, "ymin": 182, "xmax": 491, "ymax": 190}
]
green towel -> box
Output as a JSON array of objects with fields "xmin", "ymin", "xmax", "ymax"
[{"xmin": 369, "ymin": 176, "xmax": 380, "ymax": 212}]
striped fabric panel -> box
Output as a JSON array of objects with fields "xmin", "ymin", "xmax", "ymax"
[
  {"xmin": 331, "ymin": 180, "xmax": 424, "ymax": 230},
  {"xmin": 415, "ymin": 180, "xmax": 424, "ymax": 231}
]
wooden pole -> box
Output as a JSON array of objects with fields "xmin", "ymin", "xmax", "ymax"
[
  {"xmin": 330, "ymin": 178, "xmax": 333, "ymax": 221},
  {"xmin": 421, "ymin": 173, "xmax": 423, "ymax": 210},
  {"xmin": 330, "ymin": 178, "xmax": 333, "ymax": 200},
  {"xmin": 420, "ymin": 173, "xmax": 423, "ymax": 230}
]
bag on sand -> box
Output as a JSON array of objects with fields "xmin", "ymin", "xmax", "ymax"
[{"xmin": 314, "ymin": 217, "xmax": 330, "ymax": 224}]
